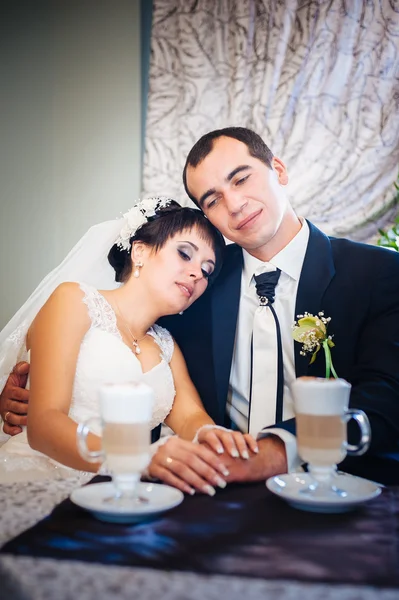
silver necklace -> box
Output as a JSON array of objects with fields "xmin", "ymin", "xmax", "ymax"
[{"xmin": 114, "ymin": 301, "xmax": 147, "ymax": 355}]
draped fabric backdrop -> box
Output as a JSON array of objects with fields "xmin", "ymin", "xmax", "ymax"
[{"xmin": 142, "ymin": 0, "xmax": 399, "ymax": 240}]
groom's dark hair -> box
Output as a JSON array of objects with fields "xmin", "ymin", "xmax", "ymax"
[
  {"xmin": 108, "ymin": 201, "xmax": 225, "ymax": 284},
  {"xmin": 182, "ymin": 127, "xmax": 274, "ymax": 207}
]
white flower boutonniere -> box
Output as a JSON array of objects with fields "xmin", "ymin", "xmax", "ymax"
[{"xmin": 292, "ymin": 312, "xmax": 338, "ymax": 379}]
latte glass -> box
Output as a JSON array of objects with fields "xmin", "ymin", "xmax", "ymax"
[
  {"xmin": 77, "ymin": 382, "xmax": 154, "ymax": 506},
  {"xmin": 291, "ymin": 377, "xmax": 371, "ymax": 496}
]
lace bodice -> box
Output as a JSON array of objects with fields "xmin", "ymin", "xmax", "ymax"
[
  {"xmin": 70, "ymin": 283, "xmax": 175, "ymax": 432},
  {"xmin": 0, "ymin": 283, "xmax": 176, "ymax": 482}
]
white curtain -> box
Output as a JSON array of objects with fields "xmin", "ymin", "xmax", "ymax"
[{"xmin": 142, "ymin": 0, "xmax": 399, "ymax": 240}]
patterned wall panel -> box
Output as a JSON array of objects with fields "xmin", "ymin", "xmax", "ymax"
[{"xmin": 143, "ymin": 0, "xmax": 399, "ymax": 240}]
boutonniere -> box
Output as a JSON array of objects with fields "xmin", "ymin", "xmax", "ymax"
[{"xmin": 292, "ymin": 312, "xmax": 338, "ymax": 379}]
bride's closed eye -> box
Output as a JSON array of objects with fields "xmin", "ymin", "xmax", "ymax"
[
  {"xmin": 201, "ymin": 264, "xmax": 213, "ymax": 279},
  {"xmin": 178, "ymin": 249, "xmax": 191, "ymax": 261},
  {"xmin": 177, "ymin": 247, "xmax": 213, "ymax": 279}
]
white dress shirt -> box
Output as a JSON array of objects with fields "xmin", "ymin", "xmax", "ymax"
[{"xmin": 226, "ymin": 219, "xmax": 309, "ymax": 471}]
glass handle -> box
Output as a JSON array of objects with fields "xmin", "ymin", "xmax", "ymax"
[
  {"xmin": 76, "ymin": 417, "xmax": 105, "ymax": 463},
  {"xmin": 344, "ymin": 409, "xmax": 371, "ymax": 456}
]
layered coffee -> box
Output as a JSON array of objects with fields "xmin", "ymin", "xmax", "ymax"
[
  {"xmin": 103, "ymin": 421, "xmax": 150, "ymax": 473},
  {"xmin": 291, "ymin": 377, "xmax": 371, "ymax": 484},
  {"xmin": 77, "ymin": 383, "xmax": 155, "ymax": 498},
  {"xmin": 292, "ymin": 377, "xmax": 352, "ymax": 468},
  {"xmin": 296, "ymin": 413, "xmax": 346, "ymax": 465}
]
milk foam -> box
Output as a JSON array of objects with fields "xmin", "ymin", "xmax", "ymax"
[
  {"xmin": 291, "ymin": 377, "xmax": 351, "ymax": 416},
  {"xmin": 99, "ymin": 382, "xmax": 154, "ymax": 423}
]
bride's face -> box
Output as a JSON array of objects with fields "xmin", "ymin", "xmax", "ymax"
[{"xmin": 138, "ymin": 227, "xmax": 216, "ymax": 314}]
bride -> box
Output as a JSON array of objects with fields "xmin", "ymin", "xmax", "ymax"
[{"xmin": 0, "ymin": 198, "xmax": 257, "ymax": 492}]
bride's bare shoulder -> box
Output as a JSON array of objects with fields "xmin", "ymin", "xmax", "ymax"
[
  {"xmin": 51, "ymin": 281, "xmax": 85, "ymax": 297},
  {"xmin": 44, "ymin": 282, "xmax": 89, "ymax": 308},
  {"xmin": 28, "ymin": 283, "xmax": 90, "ymax": 344}
]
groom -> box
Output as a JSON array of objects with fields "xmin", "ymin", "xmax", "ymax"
[
  {"xmin": 2, "ymin": 127, "xmax": 399, "ymax": 483},
  {"xmin": 161, "ymin": 127, "xmax": 399, "ymax": 483}
]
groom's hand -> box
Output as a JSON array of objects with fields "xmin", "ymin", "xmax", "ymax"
[
  {"xmin": 219, "ymin": 435, "xmax": 288, "ymax": 483},
  {"xmin": 0, "ymin": 362, "xmax": 30, "ymax": 435}
]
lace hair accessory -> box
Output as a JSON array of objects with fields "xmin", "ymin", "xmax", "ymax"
[{"xmin": 115, "ymin": 197, "xmax": 174, "ymax": 252}]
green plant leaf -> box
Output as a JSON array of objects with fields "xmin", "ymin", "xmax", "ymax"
[
  {"xmin": 375, "ymin": 172, "xmax": 399, "ymax": 252},
  {"xmin": 309, "ymin": 348, "xmax": 319, "ymax": 364}
]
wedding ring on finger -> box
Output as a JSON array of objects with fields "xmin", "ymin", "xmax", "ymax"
[{"xmin": 4, "ymin": 411, "xmax": 11, "ymax": 423}]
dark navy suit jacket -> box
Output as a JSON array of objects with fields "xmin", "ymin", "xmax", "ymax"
[{"xmin": 160, "ymin": 222, "xmax": 399, "ymax": 469}]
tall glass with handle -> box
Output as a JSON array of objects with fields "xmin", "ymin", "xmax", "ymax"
[
  {"xmin": 77, "ymin": 382, "xmax": 154, "ymax": 506},
  {"xmin": 292, "ymin": 377, "xmax": 371, "ymax": 497}
]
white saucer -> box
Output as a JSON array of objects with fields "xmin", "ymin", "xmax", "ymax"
[
  {"xmin": 266, "ymin": 472, "xmax": 382, "ymax": 513},
  {"xmin": 70, "ymin": 481, "xmax": 184, "ymax": 523}
]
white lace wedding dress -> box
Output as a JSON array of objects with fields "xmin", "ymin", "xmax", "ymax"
[{"xmin": 0, "ymin": 283, "xmax": 176, "ymax": 483}]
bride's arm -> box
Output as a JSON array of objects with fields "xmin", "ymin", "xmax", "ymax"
[
  {"xmin": 27, "ymin": 282, "xmax": 101, "ymax": 472},
  {"xmin": 164, "ymin": 343, "xmax": 257, "ymax": 456},
  {"xmin": 147, "ymin": 342, "xmax": 258, "ymax": 494},
  {"xmin": 164, "ymin": 343, "xmax": 214, "ymax": 438}
]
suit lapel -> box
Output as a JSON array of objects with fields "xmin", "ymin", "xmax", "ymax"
[
  {"xmin": 294, "ymin": 221, "xmax": 335, "ymax": 376},
  {"xmin": 211, "ymin": 245, "xmax": 243, "ymax": 417},
  {"xmin": 210, "ymin": 224, "xmax": 335, "ymax": 412}
]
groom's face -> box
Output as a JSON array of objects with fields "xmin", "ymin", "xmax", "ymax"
[{"xmin": 185, "ymin": 136, "xmax": 289, "ymax": 253}]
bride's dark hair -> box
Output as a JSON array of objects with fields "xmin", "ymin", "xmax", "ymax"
[{"xmin": 108, "ymin": 200, "xmax": 225, "ymax": 284}]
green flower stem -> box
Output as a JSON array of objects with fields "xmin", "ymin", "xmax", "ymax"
[
  {"xmin": 322, "ymin": 339, "xmax": 338, "ymax": 379},
  {"xmin": 323, "ymin": 340, "xmax": 331, "ymax": 378},
  {"xmin": 330, "ymin": 361, "xmax": 338, "ymax": 379}
]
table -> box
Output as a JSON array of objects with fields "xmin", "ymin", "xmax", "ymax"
[{"xmin": 0, "ymin": 476, "xmax": 398, "ymax": 600}]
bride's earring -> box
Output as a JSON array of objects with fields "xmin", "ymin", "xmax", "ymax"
[{"xmin": 133, "ymin": 261, "xmax": 143, "ymax": 278}]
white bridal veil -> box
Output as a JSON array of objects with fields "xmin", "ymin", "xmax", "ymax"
[{"xmin": 0, "ymin": 218, "xmax": 123, "ymax": 394}]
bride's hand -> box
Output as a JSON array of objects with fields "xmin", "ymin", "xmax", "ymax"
[
  {"xmin": 197, "ymin": 426, "xmax": 259, "ymax": 460},
  {"xmin": 148, "ymin": 437, "xmax": 230, "ymax": 496}
]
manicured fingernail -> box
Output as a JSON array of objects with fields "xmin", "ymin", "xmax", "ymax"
[
  {"xmin": 216, "ymin": 446, "xmax": 224, "ymax": 454},
  {"xmin": 241, "ymin": 450, "xmax": 249, "ymax": 460},
  {"xmin": 214, "ymin": 476, "xmax": 227, "ymax": 489},
  {"xmin": 230, "ymin": 449, "xmax": 239, "ymax": 458},
  {"xmin": 253, "ymin": 446, "xmax": 259, "ymax": 453},
  {"xmin": 203, "ymin": 484, "xmax": 216, "ymax": 496},
  {"xmin": 218, "ymin": 464, "xmax": 229, "ymax": 476},
  {"xmin": 187, "ymin": 487, "xmax": 195, "ymax": 496}
]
